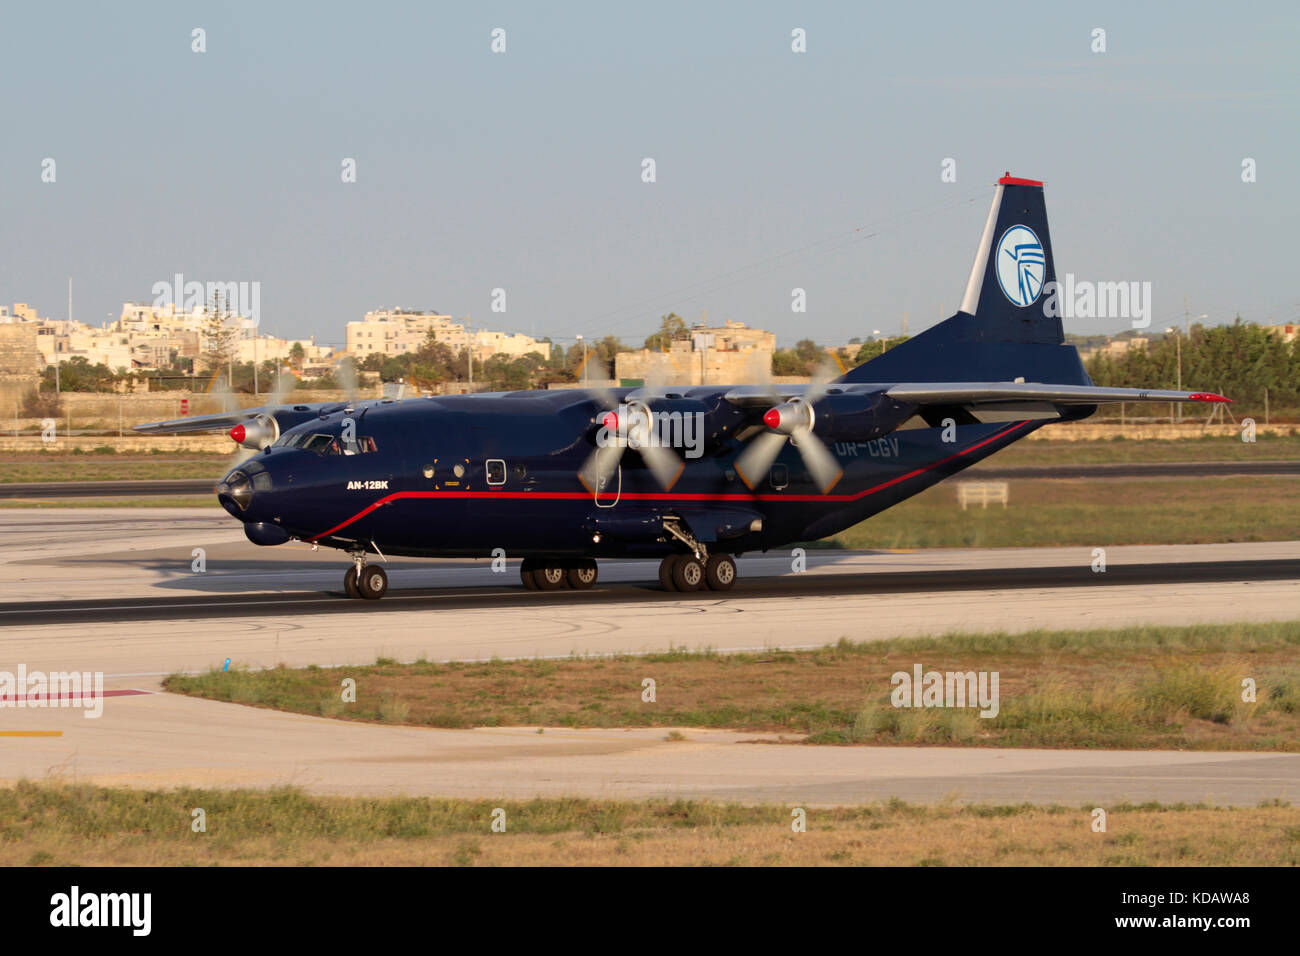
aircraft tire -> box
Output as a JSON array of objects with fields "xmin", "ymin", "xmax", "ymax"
[
  {"xmin": 671, "ymin": 555, "xmax": 705, "ymax": 592},
  {"xmin": 357, "ymin": 565, "xmax": 388, "ymax": 600},
  {"xmin": 344, "ymin": 566, "xmax": 361, "ymax": 599},
  {"xmin": 704, "ymin": 554, "xmax": 737, "ymax": 591},
  {"xmin": 533, "ymin": 563, "xmax": 569, "ymax": 590},
  {"xmin": 520, "ymin": 557, "xmax": 538, "ymax": 590},
  {"xmin": 658, "ymin": 555, "xmax": 680, "ymax": 591},
  {"xmin": 566, "ymin": 559, "xmax": 598, "ymax": 590}
]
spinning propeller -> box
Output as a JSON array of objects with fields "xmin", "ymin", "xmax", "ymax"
[
  {"xmin": 578, "ymin": 398, "xmax": 685, "ymax": 493},
  {"xmin": 734, "ymin": 355, "xmax": 845, "ymax": 494}
]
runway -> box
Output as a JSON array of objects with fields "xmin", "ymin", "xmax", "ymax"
[{"xmin": 0, "ymin": 507, "xmax": 1295, "ymax": 806}]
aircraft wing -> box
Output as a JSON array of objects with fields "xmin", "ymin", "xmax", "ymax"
[
  {"xmin": 133, "ymin": 409, "xmax": 278, "ymax": 435},
  {"xmin": 133, "ymin": 402, "xmax": 358, "ymax": 437},
  {"xmin": 885, "ymin": 383, "xmax": 1229, "ymax": 405}
]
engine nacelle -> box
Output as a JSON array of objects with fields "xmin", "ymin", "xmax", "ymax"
[
  {"xmin": 765, "ymin": 392, "xmax": 916, "ymax": 443},
  {"xmin": 229, "ymin": 414, "xmax": 279, "ymax": 450}
]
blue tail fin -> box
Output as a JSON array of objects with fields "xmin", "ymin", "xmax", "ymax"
[{"xmin": 840, "ymin": 174, "xmax": 1091, "ymax": 386}]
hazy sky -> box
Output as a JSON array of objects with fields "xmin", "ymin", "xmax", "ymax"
[{"xmin": 2, "ymin": 1, "xmax": 1296, "ymax": 349}]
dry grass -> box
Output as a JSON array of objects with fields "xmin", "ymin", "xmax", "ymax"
[
  {"xmin": 165, "ymin": 622, "xmax": 1300, "ymax": 751},
  {"xmin": 1, "ymin": 783, "xmax": 1295, "ymax": 866},
  {"xmin": 976, "ymin": 433, "xmax": 1300, "ymax": 467},
  {"xmin": 830, "ymin": 477, "xmax": 1300, "ymax": 548}
]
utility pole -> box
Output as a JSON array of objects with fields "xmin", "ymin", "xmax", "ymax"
[{"xmin": 466, "ymin": 316, "xmax": 473, "ymax": 392}]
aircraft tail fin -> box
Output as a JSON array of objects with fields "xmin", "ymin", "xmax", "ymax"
[{"xmin": 840, "ymin": 174, "xmax": 1091, "ymax": 386}]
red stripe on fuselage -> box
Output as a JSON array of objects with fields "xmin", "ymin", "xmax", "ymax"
[{"xmin": 305, "ymin": 420, "xmax": 1034, "ymax": 542}]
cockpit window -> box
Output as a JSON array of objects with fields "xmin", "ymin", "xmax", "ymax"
[
  {"xmin": 274, "ymin": 431, "xmax": 379, "ymax": 455},
  {"xmin": 301, "ymin": 434, "xmax": 339, "ymax": 455},
  {"xmin": 271, "ymin": 429, "xmax": 377, "ymax": 455}
]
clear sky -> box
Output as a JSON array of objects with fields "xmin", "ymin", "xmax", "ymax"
[{"xmin": 2, "ymin": 1, "xmax": 1296, "ymax": 349}]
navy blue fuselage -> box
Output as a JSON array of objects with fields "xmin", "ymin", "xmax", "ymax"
[
  {"xmin": 218, "ymin": 386, "xmax": 1067, "ymax": 559},
  {"xmin": 212, "ymin": 175, "xmax": 1104, "ymax": 560}
]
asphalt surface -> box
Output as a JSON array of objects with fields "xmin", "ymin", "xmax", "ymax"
[
  {"xmin": 2, "ymin": 557, "xmax": 1296, "ymax": 627},
  {"xmin": 0, "ymin": 458, "xmax": 1296, "ymax": 498},
  {"xmin": 0, "ymin": 508, "xmax": 1295, "ymax": 806}
]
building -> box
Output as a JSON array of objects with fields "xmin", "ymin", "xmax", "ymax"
[
  {"xmin": 0, "ymin": 323, "xmax": 42, "ymax": 409},
  {"xmin": 346, "ymin": 308, "xmax": 551, "ymax": 362},
  {"xmin": 615, "ymin": 320, "xmax": 776, "ymax": 386}
]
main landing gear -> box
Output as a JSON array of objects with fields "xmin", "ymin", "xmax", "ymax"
[
  {"xmin": 344, "ymin": 551, "xmax": 388, "ymax": 600},
  {"xmin": 656, "ymin": 517, "xmax": 737, "ymax": 592},
  {"xmin": 519, "ymin": 557, "xmax": 599, "ymax": 591},
  {"xmin": 658, "ymin": 553, "xmax": 737, "ymax": 592}
]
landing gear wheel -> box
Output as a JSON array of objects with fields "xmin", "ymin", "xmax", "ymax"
[
  {"xmin": 566, "ymin": 559, "xmax": 598, "ymax": 590},
  {"xmin": 356, "ymin": 564, "xmax": 388, "ymax": 600},
  {"xmin": 533, "ymin": 563, "xmax": 568, "ymax": 590},
  {"xmin": 671, "ymin": 555, "xmax": 705, "ymax": 592},
  {"xmin": 658, "ymin": 554, "xmax": 681, "ymax": 591},
  {"xmin": 520, "ymin": 557, "xmax": 538, "ymax": 590},
  {"xmin": 344, "ymin": 566, "xmax": 361, "ymax": 599},
  {"xmin": 704, "ymin": 554, "xmax": 737, "ymax": 591}
]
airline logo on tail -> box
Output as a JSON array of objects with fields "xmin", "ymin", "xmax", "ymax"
[{"xmin": 995, "ymin": 225, "xmax": 1045, "ymax": 307}]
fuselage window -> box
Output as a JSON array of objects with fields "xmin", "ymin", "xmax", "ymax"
[{"xmin": 486, "ymin": 459, "xmax": 507, "ymax": 485}]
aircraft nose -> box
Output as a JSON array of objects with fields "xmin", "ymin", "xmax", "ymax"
[
  {"xmin": 218, "ymin": 471, "xmax": 252, "ymax": 511},
  {"xmin": 216, "ymin": 459, "xmax": 273, "ymax": 517}
]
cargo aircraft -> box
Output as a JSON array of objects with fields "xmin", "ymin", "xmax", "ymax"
[{"xmin": 137, "ymin": 175, "xmax": 1228, "ymax": 598}]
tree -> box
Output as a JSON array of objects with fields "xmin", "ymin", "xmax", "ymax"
[
  {"xmin": 202, "ymin": 291, "xmax": 238, "ymax": 375},
  {"xmin": 39, "ymin": 356, "xmax": 115, "ymax": 392},
  {"xmin": 289, "ymin": 341, "xmax": 306, "ymax": 371},
  {"xmin": 644, "ymin": 313, "xmax": 688, "ymax": 352},
  {"xmin": 853, "ymin": 336, "xmax": 910, "ymax": 365}
]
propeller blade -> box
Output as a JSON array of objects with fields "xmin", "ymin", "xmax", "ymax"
[
  {"xmin": 805, "ymin": 354, "xmax": 841, "ymax": 405},
  {"xmin": 338, "ymin": 358, "xmax": 358, "ymax": 402},
  {"xmin": 266, "ymin": 367, "xmax": 293, "ymax": 408},
  {"xmin": 224, "ymin": 443, "xmax": 256, "ymax": 475},
  {"xmin": 578, "ymin": 442, "xmax": 623, "ymax": 495},
  {"xmin": 792, "ymin": 426, "xmax": 843, "ymax": 493},
  {"xmin": 734, "ymin": 430, "xmax": 788, "ymax": 490},
  {"xmin": 638, "ymin": 442, "xmax": 685, "ymax": 490}
]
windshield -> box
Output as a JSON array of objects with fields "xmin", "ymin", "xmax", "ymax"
[{"xmin": 274, "ymin": 430, "xmax": 378, "ymax": 456}]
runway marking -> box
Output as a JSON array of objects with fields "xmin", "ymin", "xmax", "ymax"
[{"xmin": 0, "ymin": 689, "xmax": 154, "ymax": 704}]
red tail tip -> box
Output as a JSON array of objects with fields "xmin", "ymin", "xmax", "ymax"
[
  {"xmin": 1188, "ymin": 392, "xmax": 1230, "ymax": 403},
  {"xmin": 998, "ymin": 173, "xmax": 1044, "ymax": 186},
  {"xmin": 763, "ymin": 408, "xmax": 782, "ymax": 429},
  {"xmin": 229, "ymin": 424, "xmax": 246, "ymax": 443}
]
